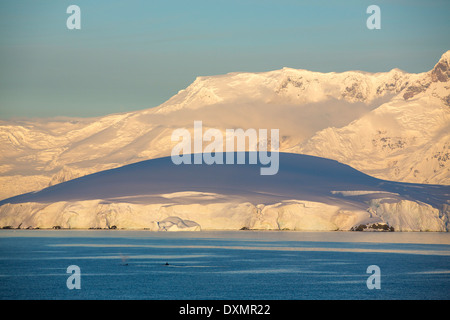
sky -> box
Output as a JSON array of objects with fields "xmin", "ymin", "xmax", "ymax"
[{"xmin": 0, "ymin": 0, "xmax": 449, "ymax": 119}]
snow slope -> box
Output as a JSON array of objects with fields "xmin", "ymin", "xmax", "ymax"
[
  {"xmin": 292, "ymin": 51, "xmax": 450, "ymax": 184},
  {"xmin": 0, "ymin": 153, "xmax": 448, "ymax": 231},
  {"xmin": 0, "ymin": 51, "xmax": 449, "ymax": 200}
]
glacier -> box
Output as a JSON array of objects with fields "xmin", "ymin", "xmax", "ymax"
[
  {"xmin": 0, "ymin": 153, "xmax": 448, "ymax": 231},
  {"xmin": 1, "ymin": 51, "xmax": 449, "ymax": 200}
]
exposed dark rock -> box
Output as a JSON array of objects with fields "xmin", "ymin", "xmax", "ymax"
[
  {"xmin": 351, "ymin": 223, "xmax": 394, "ymax": 232},
  {"xmin": 431, "ymin": 60, "xmax": 449, "ymax": 82}
]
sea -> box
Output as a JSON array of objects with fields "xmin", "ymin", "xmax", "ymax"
[{"xmin": 0, "ymin": 230, "xmax": 449, "ymax": 300}]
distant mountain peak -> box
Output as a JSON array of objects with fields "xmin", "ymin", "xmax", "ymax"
[
  {"xmin": 438, "ymin": 50, "xmax": 450, "ymax": 63},
  {"xmin": 431, "ymin": 50, "xmax": 450, "ymax": 82}
]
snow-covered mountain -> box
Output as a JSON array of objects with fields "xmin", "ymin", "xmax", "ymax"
[
  {"xmin": 1, "ymin": 153, "xmax": 448, "ymax": 231},
  {"xmin": 291, "ymin": 51, "xmax": 450, "ymax": 184},
  {"xmin": 0, "ymin": 51, "xmax": 449, "ymax": 200}
]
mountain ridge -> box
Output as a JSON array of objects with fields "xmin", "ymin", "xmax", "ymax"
[{"xmin": 0, "ymin": 51, "xmax": 448, "ymax": 200}]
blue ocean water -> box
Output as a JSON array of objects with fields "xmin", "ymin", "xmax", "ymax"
[{"xmin": 0, "ymin": 230, "xmax": 449, "ymax": 300}]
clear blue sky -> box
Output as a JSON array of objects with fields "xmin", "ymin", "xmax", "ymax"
[{"xmin": 0, "ymin": 0, "xmax": 449, "ymax": 119}]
